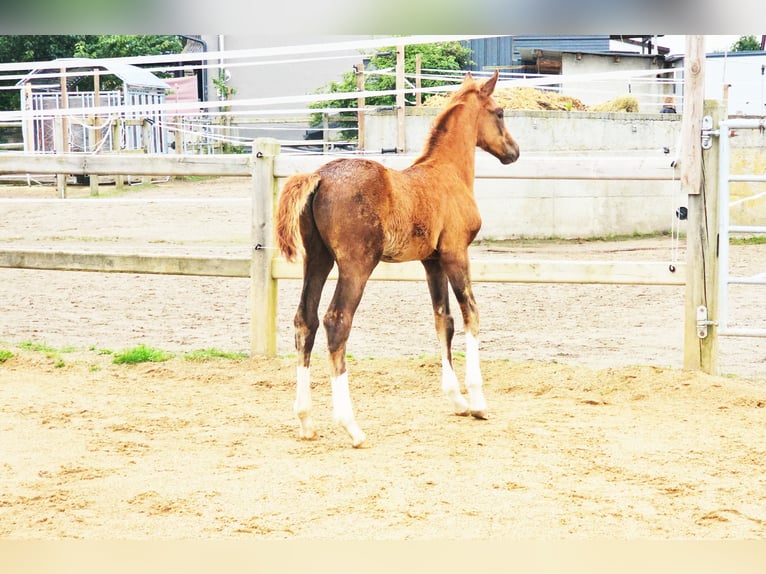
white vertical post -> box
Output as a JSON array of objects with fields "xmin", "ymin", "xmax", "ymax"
[{"xmin": 717, "ymin": 121, "xmax": 732, "ymax": 335}]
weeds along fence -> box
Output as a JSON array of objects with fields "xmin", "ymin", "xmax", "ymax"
[{"xmin": 0, "ymin": 138, "xmax": 688, "ymax": 358}]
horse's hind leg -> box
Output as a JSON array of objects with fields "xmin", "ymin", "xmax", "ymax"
[
  {"xmin": 293, "ymin": 236, "xmax": 334, "ymax": 440},
  {"xmin": 442, "ymin": 254, "xmax": 488, "ymax": 419},
  {"xmin": 323, "ymin": 262, "xmax": 376, "ymax": 448},
  {"xmin": 422, "ymin": 259, "xmax": 470, "ymax": 416}
]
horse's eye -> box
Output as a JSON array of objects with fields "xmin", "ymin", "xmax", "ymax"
[{"xmin": 495, "ymin": 108, "xmax": 504, "ymax": 119}]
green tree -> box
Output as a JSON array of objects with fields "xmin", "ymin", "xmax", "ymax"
[
  {"xmin": 730, "ymin": 35, "xmax": 761, "ymax": 52},
  {"xmin": 308, "ymin": 41, "xmax": 473, "ymax": 142},
  {"xmin": 73, "ymin": 35, "xmax": 183, "ymax": 61},
  {"xmin": 0, "ymin": 35, "xmax": 90, "ymax": 111}
]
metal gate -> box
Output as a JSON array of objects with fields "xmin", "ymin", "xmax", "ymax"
[{"xmin": 717, "ymin": 117, "xmax": 766, "ymax": 337}]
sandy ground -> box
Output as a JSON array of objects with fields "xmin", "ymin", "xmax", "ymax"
[{"xmin": 1, "ymin": 176, "xmax": 766, "ymax": 540}]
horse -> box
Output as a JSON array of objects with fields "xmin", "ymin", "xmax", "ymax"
[{"xmin": 275, "ymin": 70, "xmax": 519, "ymax": 447}]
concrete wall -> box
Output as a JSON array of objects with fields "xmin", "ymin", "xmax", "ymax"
[
  {"xmin": 364, "ymin": 108, "xmax": 685, "ymax": 240},
  {"xmin": 560, "ymin": 51, "xmax": 673, "ymax": 112}
]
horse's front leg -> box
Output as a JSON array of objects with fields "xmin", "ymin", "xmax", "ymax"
[
  {"xmin": 422, "ymin": 259, "xmax": 470, "ymax": 416},
  {"xmin": 442, "ymin": 255, "xmax": 488, "ymax": 420}
]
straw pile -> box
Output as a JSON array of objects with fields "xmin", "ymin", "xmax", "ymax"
[{"xmin": 424, "ymin": 86, "xmax": 638, "ymax": 112}]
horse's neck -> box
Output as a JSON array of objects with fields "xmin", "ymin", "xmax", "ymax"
[{"xmin": 412, "ymin": 104, "xmax": 477, "ymax": 184}]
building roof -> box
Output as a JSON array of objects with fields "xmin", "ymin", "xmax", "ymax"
[{"xmin": 16, "ymin": 57, "xmax": 169, "ymax": 91}]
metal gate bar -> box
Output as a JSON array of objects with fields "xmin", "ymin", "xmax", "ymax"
[{"xmin": 717, "ymin": 118, "xmax": 766, "ymax": 337}]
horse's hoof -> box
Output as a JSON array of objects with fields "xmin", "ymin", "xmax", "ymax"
[
  {"xmin": 299, "ymin": 430, "xmax": 318, "ymax": 441},
  {"xmin": 470, "ymin": 410, "xmax": 489, "ymax": 420},
  {"xmin": 455, "ymin": 409, "xmax": 470, "ymax": 417},
  {"xmin": 351, "ymin": 432, "xmax": 367, "ymax": 449}
]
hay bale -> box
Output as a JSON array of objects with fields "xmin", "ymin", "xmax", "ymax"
[
  {"xmin": 589, "ymin": 95, "xmax": 640, "ymax": 113},
  {"xmin": 424, "ymin": 86, "xmax": 640, "ymax": 113},
  {"xmin": 424, "ymin": 86, "xmax": 587, "ymax": 111}
]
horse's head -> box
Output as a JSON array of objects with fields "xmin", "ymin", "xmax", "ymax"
[{"xmin": 468, "ymin": 70, "xmax": 520, "ymax": 165}]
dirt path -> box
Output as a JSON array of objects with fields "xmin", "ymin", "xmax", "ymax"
[{"xmin": 2, "ymin": 349, "xmax": 766, "ymax": 539}]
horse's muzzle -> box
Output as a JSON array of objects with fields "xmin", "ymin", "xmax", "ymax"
[{"xmin": 501, "ymin": 141, "xmax": 520, "ymax": 164}]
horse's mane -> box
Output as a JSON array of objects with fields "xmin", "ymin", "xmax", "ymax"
[{"xmin": 413, "ymin": 81, "xmax": 479, "ymax": 165}]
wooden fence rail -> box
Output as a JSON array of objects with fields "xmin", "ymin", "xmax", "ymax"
[
  {"xmin": 0, "ymin": 248, "xmax": 685, "ymax": 286},
  {"xmin": 0, "ymin": 151, "xmax": 677, "ymax": 180},
  {"xmin": 0, "ymin": 141, "xmax": 688, "ymax": 361}
]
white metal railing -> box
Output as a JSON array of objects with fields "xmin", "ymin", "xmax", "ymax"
[{"xmin": 717, "ymin": 117, "xmax": 766, "ymax": 337}]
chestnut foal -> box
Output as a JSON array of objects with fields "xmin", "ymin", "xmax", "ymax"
[{"xmin": 276, "ymin": 70, "xmax": 519, "ymax": 447}]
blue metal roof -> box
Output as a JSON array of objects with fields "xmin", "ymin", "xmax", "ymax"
[{"xmin": 463, "ymin": 35, "xmax": 611, "ymax": 71}]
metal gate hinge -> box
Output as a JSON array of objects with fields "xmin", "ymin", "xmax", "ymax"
[
  {"xmin": 696, "ymin": 305, "xmax": 718, "ymax": 338},
  {"xmin": 701, "ymin": 115, "xmax": 717, "ymax": 150}
]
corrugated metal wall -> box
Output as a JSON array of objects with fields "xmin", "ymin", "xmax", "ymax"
[{"xmin": 464, "ymin": 35, "xmax": 610, "ymax": 71}]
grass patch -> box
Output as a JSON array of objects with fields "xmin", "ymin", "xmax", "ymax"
[
  {"xmin": 184, "ymin": 348, "xmax": 248, "ymax": 362},
  {"xmin": 19, "ymin": 341, "xmax": 58, "ymax": 354},
  {"xmin": 731, "ymin": 235, "xmax": 766, "ymax": 245},
  {"xmin": 89, "ymin": 346, "xmax": 114, "ymax": 355},
  {"xmin": 0, "ymin": 349, "xmax": 13, "ymax": 363},
  {"xmin": 112, "ymin": 344, "xmax": 174, "ymax": 365},
  {"xmin": 17, "ymin": 340, "xmax": 74, "ymax": 366}
]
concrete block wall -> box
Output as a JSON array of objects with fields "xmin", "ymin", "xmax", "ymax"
[{"xmin": 364, "ymin": 108, "xmax": 685, "ymax": 240}]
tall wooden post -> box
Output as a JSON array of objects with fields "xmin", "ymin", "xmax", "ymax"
[
  {"xmin": 395, "ymin": 45, "xmax": 406, "ymax": 153},
  {"xmin": 89, "ymin": 69, "xmax": 100, "ymax": 196},
  {"xmin": 250, "ymin": 138, "xmax": 281, "ymax": 356},
  {"xmin": 57, "ymin": 66, "xmax": 69, "ymax": 198},
  {"xmin": 356, "ymin": 62, "xmax": 365, "ymax": 151},
  {"xmin": 415, "ymin": 53, "xmax": 423, "ymax": 107},
  {"xmin": 682, "ymin": 35, "xmax": 723, "ymax": 373}
]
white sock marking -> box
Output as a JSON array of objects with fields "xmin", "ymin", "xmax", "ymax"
[
  {"xmin": 294, "ymin": 366, "xmax": 311, "ymax": 415},
  {"xmin": 465, "ymin": 333, "xmax": 487, "ymax": 414},
  {"xmin": 331, "ymin": 371, "xmax": 366, "ymax": 447},
  {"xmin": 331, "ymin": 371, "xmax": 353, "ymax": 424},
  {"xmin": 442, "ymin": 357, "xmax": 468, "ymax": 414}
]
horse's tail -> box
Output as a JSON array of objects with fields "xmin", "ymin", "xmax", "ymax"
[{"xmin": 275, "ymin": 172, "xmax": 321, "ymax": 262}]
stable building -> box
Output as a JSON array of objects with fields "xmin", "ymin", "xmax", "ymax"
[{"xmin": 17, "ymin": 57, "xmax": 170, "ymax": 155}]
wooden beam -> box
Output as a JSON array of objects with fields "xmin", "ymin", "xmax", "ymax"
[
  {"xmin": 0, "ymin": 249, "xmax": 250, "ymax": 277},
  {"xmin": 0, "ymin": 152, "xmax": 678, "ymax": 181},
  {"xmin": 0, "ymin": 152, "xmax": 252, "ymax": 177},
  {"xmin": 274, "ymin": 155, "xmax": 678, "ymax": 181},
  {"xmin": 679, "ymin": 35, "xmax": 705, "ymax": 196},
  {"xmin": 0, "ymin": 249, "xmax": 685, "ymax": 287},
  {"xmin": 271, "ymin": 258, "xmax": 685, "ymax": 286}
]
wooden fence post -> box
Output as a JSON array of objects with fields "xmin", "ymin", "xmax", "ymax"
[
  {"xmin": 53, "ymin": 116, "xmax": 67, "ymax": 198},
  {"xmin": 250, "ymin": 138, "xmax": 281, "ymax": 356},
  {"xmin": 683, "ymin": 99, "xmax": 724, "ymax": 374},
  {"xmin": 395, "ymin": 44, "xmax": 406, "ymax": 153},
  {"xmin": 356, "ymin": 62, "xmax": 365, "ymax": 151}
]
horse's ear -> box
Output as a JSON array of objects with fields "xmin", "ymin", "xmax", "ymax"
[
  {"xmin": 462, "ymin": 71, "xmax": 474, "ymax": 84},
  {"xmin": 480, "ymin": 69, "xmax": 499, "ymax": 96}
]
